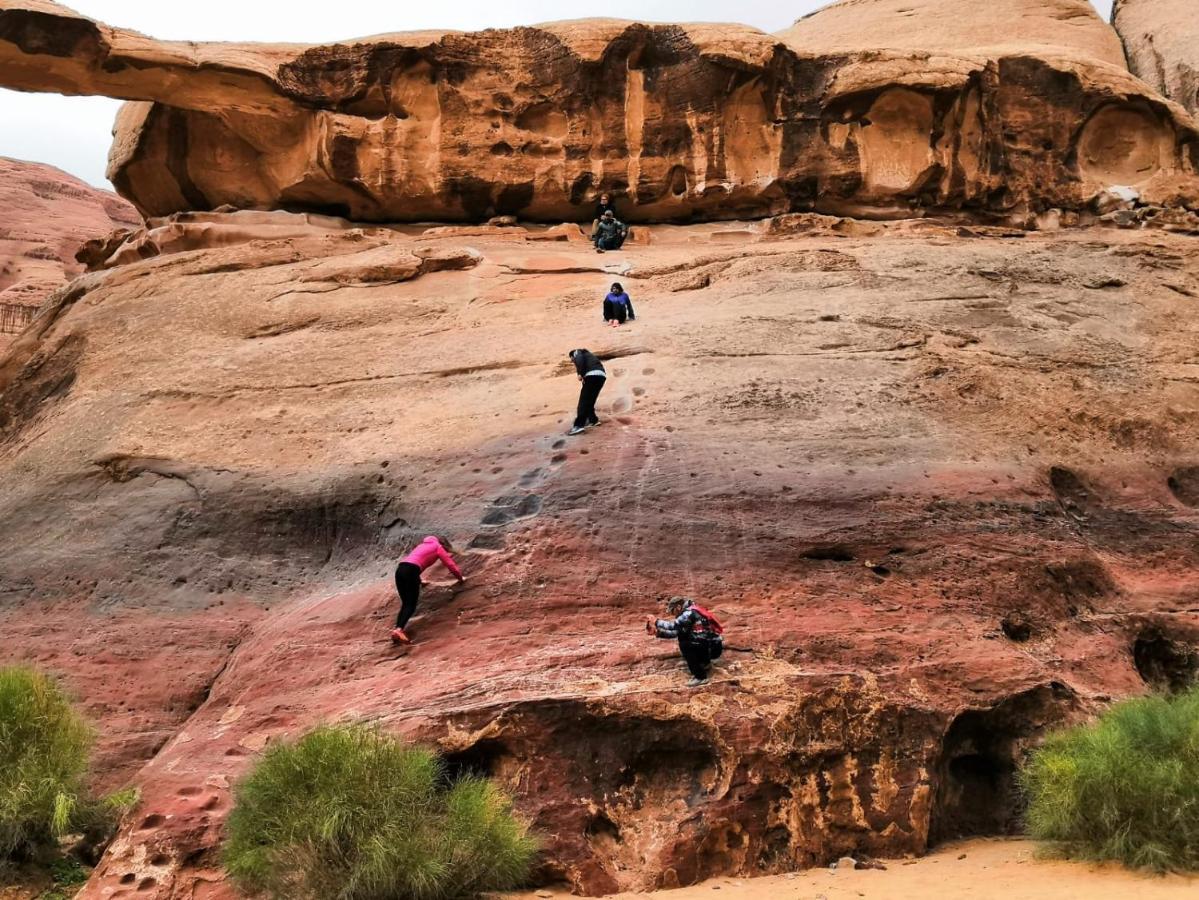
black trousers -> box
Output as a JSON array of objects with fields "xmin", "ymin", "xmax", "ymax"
[
  {"xmin": 394, "ymin": 562, "xmax": 422, "ymax": 628},
  {"xmin": 602, "ymin": 299, "xmax": 634, "ymax": 323},
  {"xmin": 679, "ymin": 638, "xmax": 722, "ymax": 679},
  {"xmin": 574, "ymin": 374, "xmax": 606, "ymax": 428},
  {"xmin": 595, "ymin": 232, "xmax": 625, "ymax": 250}
]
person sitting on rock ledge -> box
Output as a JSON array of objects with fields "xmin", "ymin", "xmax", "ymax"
[
  {"xmin": 603, "ymin": 282, "xmax": 636, "ymax": 326},
  {"xmin": 594, "ymin": 192, "xmax": 617, "ymax": 223},
  {"xmin": 567, "ymin": 348, "xmax": 606, "ymax": 435},
  {"xmin": 593, "ymin": 211, "xmax": 628, "ymax": 253},
  {"xmin": 391, "ymin": 535, "xmax": 464, "ymax": 645},
  {"xmin": 647, "ymin": 597, "xmax": 724, "ymax": 686}
]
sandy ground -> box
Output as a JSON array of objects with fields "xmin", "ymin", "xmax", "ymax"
[{"xmin": 504, "ymin": 839, "xmax": 1199, "ymax": 899}]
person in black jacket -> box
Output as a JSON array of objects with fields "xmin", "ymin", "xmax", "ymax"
[
  {"xmin": 567, "ymin": 348, "xmax": 606, "ymax": 435},
  {"xmin": 647, "ymin": 597, "xmax": 724, "ymax": 686},
  {"xmin": 594, "ymin": 193, "xmax": 616, "ymax": 222}
]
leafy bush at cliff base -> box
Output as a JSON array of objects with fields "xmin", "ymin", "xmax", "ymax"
[
  {"xmin": 1022, "ymin": 688, "xmax": 1199, "ymax": 872},
  {"xmin": 0, "ymin": 666, "xmax": 135, "ymax": 865},
  {"xmin": 224, "ymin": 725, "xmax": 538, "ymax": 900}
]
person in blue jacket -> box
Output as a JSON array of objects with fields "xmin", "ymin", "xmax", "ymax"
[{"xmin": 603, "ymin": 282, "xmax": 636, "ymax": 326}]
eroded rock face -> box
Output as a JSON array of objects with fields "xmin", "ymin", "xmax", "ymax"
[
  {"xmin": 782, "ymin": 0, "xmax": 1128, "ymax": 64},
  {"xmin": 1114, "ymin": 0, "xmax": 1199, "ymax": 118},
  {"xmin": 1, "ymin": 215, "xmax": 1198, "ymax": 896},
  {"xmin": 0, "ymin": 156, "xmax": 137, "ymax": 347},
  {"xmin": 0, "ymin": 1, "xmax": 1197, "ymax": 223}
]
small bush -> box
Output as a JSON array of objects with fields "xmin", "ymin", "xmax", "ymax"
[
  {"xmin": 1022, "ymin": 688, "xmax": 1199, "ymax": 872},
  {"xmin": 41, "ymin": 856, "xmax": 91, "ymax": 900},
  {"xmin": 224, "ymin": 725, "xmax": 537, "ymax": 899},
  {"xmin": 0, "ymin": 667, "xmax": 93, "ymax": 862}
]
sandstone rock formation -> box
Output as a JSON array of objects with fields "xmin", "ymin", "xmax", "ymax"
[
  {"xmin": 0, "ymin": 1, "xmax": 1197, "ymax": 223},
  {"xmin": 2, "ymin": 212, "xmax": 1198, "ymax": 897},
  {"xmin": 1113, "ymin": 0, "xmax": 1199, "ymax": 118},
  {"xmin": 0, "ymin": 156, "xmax": 137, "ymax": 347},
  {"xmin": 783, "ymin": 0, "xmax": 1129, "ymax": 64}
]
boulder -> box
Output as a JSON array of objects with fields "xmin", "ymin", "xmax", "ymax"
[
  {"xmin": 0, "ymin": 1, "xmax": 1196, "ymax": 223},
  {"xmin": 1093, "ymin": 185, "xmax": 1140, "ymax": 215}
]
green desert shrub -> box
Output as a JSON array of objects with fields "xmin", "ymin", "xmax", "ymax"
[
  {"xmin": 1022, "ymin": 687, "xmax": 1199, "ymax": 872},
  {"xmin": 224, "ymin": 724, "xmax": 537, "ymax": 900},
  {"xmin": 0, "ymin": 666, "xmax": 97, "ymax": 861}
]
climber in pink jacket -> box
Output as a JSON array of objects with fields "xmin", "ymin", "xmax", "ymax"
[{"xmin": 391, "ymin": 535, "xmax": 464, "ymax": 645}]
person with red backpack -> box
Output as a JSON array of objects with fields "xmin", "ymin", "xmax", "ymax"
[{"xmin": 646, "ymin": 596, "xmax": 724, "ymax": 686}]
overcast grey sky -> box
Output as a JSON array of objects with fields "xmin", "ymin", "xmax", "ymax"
[{"xmin": 0, "ymin": 0, "xmax": 1116, "ymax": 189}]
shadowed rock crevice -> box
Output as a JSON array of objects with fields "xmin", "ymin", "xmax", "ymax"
[
  {"xmin": 929, "ymin": 684, "xmax": 1077, "ymax": 845},
  {"xmin": 1166, "ymin": 465, "xmax": 1199, "ymax": 506},
  {"xmin": 0, "ymin": 332, "xmax": 84, "ymax": 443},
  {"xmin": 1133, "ymin": 628, "xmax": 1198, "ymax": 693}
]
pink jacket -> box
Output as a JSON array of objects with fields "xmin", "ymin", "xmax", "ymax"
[{"xmin": 402, "ymin": 536, "xmax": 463, "ymax": 579}]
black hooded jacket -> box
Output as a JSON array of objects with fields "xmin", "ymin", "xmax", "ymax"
[{"xmin": 570, "ymin": 350, "xmax": 606, "ymax": 379}]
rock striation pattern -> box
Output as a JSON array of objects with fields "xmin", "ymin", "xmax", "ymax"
[
  {"xmin": 1113, "ymin": 0, "xmax": 1199, "ymax": 119},
  {"xmin": 0, "ymin": 1, "xmax": 1196, "ymax": 223},
  {"xmin": 0, "ymin": 157, "xmax": 137, "ymax": 346},
  {"xmin": 1, "ymin": 212, "xmax": 1198, "ymax": 897}
]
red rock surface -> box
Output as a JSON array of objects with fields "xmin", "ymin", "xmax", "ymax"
[
  {"xmin": 0, "ymin": 1, "xmax": 1197, "ymax": 223},
  {"xmin": 1, "ymin": 211, "xmax": 1198, "ymax": 897},
  {"xmin": 0, "ymin": 157, "xmax": 137, "ymax": 348}
]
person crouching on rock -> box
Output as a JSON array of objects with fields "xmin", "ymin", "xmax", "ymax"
[
  {"xmin": 567, "ymin": 348, "xmax": 606, "ymax": 436},
  {"xmin": 391, "ymin": 535, "xmax": 464, "ymax": 645},
  {"xmin": 603, "ymin": 282, "xmax": 636, "ymax": 327},
  {"xmin": 647, "ymin": 597, "xmax": 724, "ymax": 686},
  {"xmin": 593, "ymin": 210, "xmax": 628, "ymax": 253}
]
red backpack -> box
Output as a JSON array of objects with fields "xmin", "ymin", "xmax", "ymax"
[{"xmin": 690, "ymin": 604, "xmax": 724, "ymax": 636}]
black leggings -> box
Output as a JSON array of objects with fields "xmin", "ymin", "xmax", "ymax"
[
  {"xmin": 574, "ymin": 374, "xmax": 606, "ymax": 428},
  {"xmin": 602, "ymin": 299, "xmax": 635, "ymax": 323},
  {"xmin": 394, "ymin": 562, "xmax": 422, "ymax": 628},
  {"xmin": 680, "ymin": 638, "xmax": 722, "ymax": 679}
]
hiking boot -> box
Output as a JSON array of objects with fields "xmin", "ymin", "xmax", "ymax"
[
  {"xmin": 390, "ymin": 628, "xmax": 412, "ymax": 645},
  {"xmin": 567, "ymin": 425, "xmax": 586, "ymax": 435},
  {"xmin": 686, "ymin": 676, "xmax": 708, "ymax": 688}
]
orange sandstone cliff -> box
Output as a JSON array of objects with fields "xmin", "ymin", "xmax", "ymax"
[{"xmin": 0, "ymin": 0, "xmax": 1196, "ymax": 223}]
